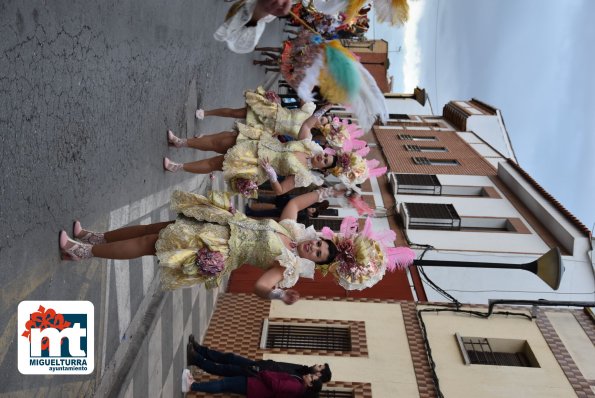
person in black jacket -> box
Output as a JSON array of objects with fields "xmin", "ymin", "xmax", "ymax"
[{"xmin": 187, "ymin": 335, "xmax": 332, "ymax": 382}]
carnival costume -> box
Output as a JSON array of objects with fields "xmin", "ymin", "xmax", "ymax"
[
  {"xmin": 242, "ymin": 87, "xmax": 316, "ymax": 138},
  {"xmin": 214, "ymin": 0, "xmax": 276, "ymax": 54},
  {"xmin": 313, "ymin": 0, "xmax": 409, "ymax": 26},
  {"xmin": 222, "ymin": 134, "xmax": 325, "ymax": 197},
  {"xmin": 156, "ymin": 190, "xmax": 318, "ymax": 290}
]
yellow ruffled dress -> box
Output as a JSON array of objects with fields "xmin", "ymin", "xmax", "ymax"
[
  {"xmin": 156, "ymin": 191, "xmax": 317, "ymax": 290},
  {"xmin": 222, "ymin": 134, "xmax": 324, "ymax": 196},
  {"xmin": 240, "ymin": 87, "xmax": 316, "ymax": 139}
]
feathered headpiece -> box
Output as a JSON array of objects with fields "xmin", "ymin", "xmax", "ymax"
[
  {"xmin": 320, "ymin": 117, "xmax": 367, "ymax": 151},
  {"xmin": 312, "ymin": 0, "xmax": 410, "ymax": 26},
  {"xmin": 319, "ymin": 217, "xmax": 416, "ymax": 290},
  {"xmin": 324, "ymin": 147, "xmax": 387, "ymax": 188}
]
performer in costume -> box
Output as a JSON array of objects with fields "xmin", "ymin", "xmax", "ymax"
[
  {"xmin": 164, "ymin": 109, "xmax": 337, "ymax": 197},
  {"xmin": 194, "ymin": 86, "xmax": 332, "ymax": 139},
  {"xmin": 59, "ymin": 188, "xmax": 344, "ymax": 303},
  {"xmin": 214, "ymin": 0, "xmax": 292, "ymax": 54}
]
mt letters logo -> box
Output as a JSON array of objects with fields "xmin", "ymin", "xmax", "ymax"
[{"xmin": 18, "ymin": 301, "xmax": 94, "ymax": 374}]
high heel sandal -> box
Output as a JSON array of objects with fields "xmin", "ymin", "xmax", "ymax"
[
  {"xmin": 167, "ymin": 130, "xmax": 187, "ymax": 148},
  {"xmin": 59, "ymin": 231, "xmax": 93, "ymax": 261},
  {"xmin": 73, "ymin": 221, "xmax": 106, "ymax": 244},
  {"xmin": 163, "ymin": 157, "xmax": 184, "ymax": 172}
]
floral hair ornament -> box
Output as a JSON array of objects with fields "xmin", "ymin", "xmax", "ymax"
[
  {"xmin": 320, "ymin": 117, "xmax": 367, "ymax": 151},
  {"xmin": 319, "ymin": 216, "xmax": 416, "ymax": 290},
  {"xmin": 328, "ymin": 147, "xmax": 387, "ymax": 188}
]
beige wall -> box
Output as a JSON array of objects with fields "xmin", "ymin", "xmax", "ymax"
[
  {"xmin": 420, "ymin": 306, "xmax": 577, "ymax": 398},
  {"xmin": 267, "ymin": 300, "xmax": 420, "ymax": 398}
]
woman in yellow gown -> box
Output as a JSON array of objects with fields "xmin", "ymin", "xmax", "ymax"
[
  {"xmin": 59, "ymin": 189, "xmax": 341, "ymax": 304},
  {"xmin": 164, "ymin": 103, "xmax": 336, "ymax": 197},
  {"xmin": 194, "ymin": 87, "xmax": 329, "ymax": 139}
]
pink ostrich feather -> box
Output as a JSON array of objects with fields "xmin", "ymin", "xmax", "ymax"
[
  {"xmin": 348, "ymin": 195, "xmax": 374, "ymax": 216},
  {"xmin": 356, "ymin": 146, "xmax": 370, "ymax": 157},
  {"xmin": 339, "ymin": 216, "xmax": 359, "ymax": 238},
  {"xmin": 385, "ymin": 247, "xmax": 416, "ymax": 271},
  {"xmin": 366, "ymin": 159, "xmax": 387, "ymax": 178},
  {"xmin": 320, "ymin": 226, "xmax": 335, "ymax": 239}
]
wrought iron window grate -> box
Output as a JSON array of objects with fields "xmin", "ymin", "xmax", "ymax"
[
  {"xmin": 462, "ymin": 337, "xmax": 531, "ymax": 367},
  {"xmin": 320, "ymin": 390, "xmax": 355, "ymax": 398},
  {"xmin": 265, "ymin": 324, "xmax": 351, "ymax": 351}
]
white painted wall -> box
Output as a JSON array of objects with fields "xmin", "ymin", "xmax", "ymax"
[{"xmin": 385, "ymin": 96, "xmax": 433, "ymax": 115}]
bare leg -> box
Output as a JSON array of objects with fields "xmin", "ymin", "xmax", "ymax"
[
  {"xmin": 249, "ymin": 202, "xmax": 276, "ymax": 211},
  {"xmin": 91, "ymin": 235, "xmax": 159, "ymax": 259},
  {"xmin": 182, "ymin": 155, "xmax": 225, "ymax": 174},
  {"xmin": 203, "ymin": 107, "xmax": 247, "ymax": 119},
  {"xmin": 253, "ymin": 59, "xmax": 278, "ymax": 66},
  {"xmin": 261, "ymin": 51, "xmax": 280, "ymax": 60},
  {"xmin": 104, "ymin": 221, "xmax": 173, "ymax": 242},
  {"xmin": 255, "ymin": 46, "xmax": 282, "ymax": 52},
  {"xmin": 186, "ymin": 131, "xmax": 237, "ymax": 153}
]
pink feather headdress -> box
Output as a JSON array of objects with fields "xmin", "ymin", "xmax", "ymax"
[{"xmin": 320, "ymin": 217, "xmax": 416, "ymax": 290}]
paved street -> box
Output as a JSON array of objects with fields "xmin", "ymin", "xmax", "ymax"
[{"xmin": 0, "ymin": 0, "xmax": 283, "ymax": 396}]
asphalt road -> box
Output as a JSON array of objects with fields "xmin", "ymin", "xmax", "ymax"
[{"xmin": 0, "ymin": 0, "xmax": 283, "ymax": 395}]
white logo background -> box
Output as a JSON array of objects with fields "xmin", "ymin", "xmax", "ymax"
[{"xmin": 18, "ymin": 300, "xmax": 94, "ymax": 375}]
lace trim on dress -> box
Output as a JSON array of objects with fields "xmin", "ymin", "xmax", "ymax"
[
  {"xmin": 274, "ymin": 219, "xmax": 318, "ymax": 287},
  {"xmin": 275, "ymin": 248, "xmax": 316, "ymax": 288}
]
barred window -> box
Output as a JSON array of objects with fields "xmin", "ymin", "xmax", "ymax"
[
  {"xmin": 306, "ymin": 218, "xmax": 343, "ymax": 232},
  {"xmin": 388, "ymin": 113, "xmax": 410, "ymax": 120},
  {"xmin": 320, "ymin": 389, "xmax": 355, "ymax": 398},
  {"xmin": 262, "ymin": 321, "xmax": 351, "ymax": 351},
  {"xmin": 398, "ymin": 134, "xmax": 437, "ymax": 141},
  {"xmin": 456, "ymin": 334, "xmax": 539, "ymax": 367},
  {"xmin": 412, "ymin": 157, "xmax": 459, "ymax": 166}
]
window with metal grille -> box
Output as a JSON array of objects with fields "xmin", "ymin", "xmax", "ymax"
[
  {"xmin": 394, "ymin": 174, "xmax": 442, "ymax": 195},
  {"xmin": 404, "ymin": 203, "xmax": 461, "ymax": 230},
  {"xmin": 398, "ymin": 134, "xmax": 437, "ymax": 141},
  {"xmin": 456, "ymin": 334, "xmax": 539, "ymax": 367},
  {"xmin": 263, "ymin": 322, "xmax": 352, "ymax": 351},
  {"xmin": 320, "ymin": 389, "xmax": 355, "ymax": 398},
  {"xmin": 389, "ymin": 113, "xmax": 410, "ymax": 120},
  {"xmin": 319, "ymin": 208, "xmax": 339, "ymax": 216},
  {"xmin": 306, "ymin": 218, "xmax": 343, "ymax": 231},
  {"xmin": 412, "ymin": 157, "xmax": 459, "ymax": 166}
]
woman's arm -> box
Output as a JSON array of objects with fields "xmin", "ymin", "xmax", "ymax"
[
  {"xmin": 296, "ymin": 104, "xmax": 332, "ymax": 141},
  {"xmin": 268, "ymin": 175, "xmax": 296, "ymax": 195},
  {"xmin": 254, "ymin": 264, "xmax": 300, "ymax": 305},
  {"xmin": 280, "ymin": 187, "xmax": 344, "ymax": 221}
]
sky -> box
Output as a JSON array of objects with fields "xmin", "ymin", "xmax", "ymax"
[{"xmin": 368, "ymin": 0, "xmax": 595, "ymax": 231}]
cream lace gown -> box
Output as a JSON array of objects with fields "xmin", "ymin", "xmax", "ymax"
[
  {"xmin": 156, "ymin": 191, "xmax": 317, "ymax": 290},
  {"xmin": 222, "ymin": 134, "xmax": 324, "ymax": 196},
  {"xmin": 242, "ymin": 87, "xmax": 316, "ymax": 138}
]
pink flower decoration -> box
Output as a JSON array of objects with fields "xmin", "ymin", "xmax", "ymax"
[
  {"xmin": 195, "ymin": 248, "xmax": 225, "ymax": 276},
  {"xmin": 235, "ymin": 178, "xmax": 258, "ymax": 197}
]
